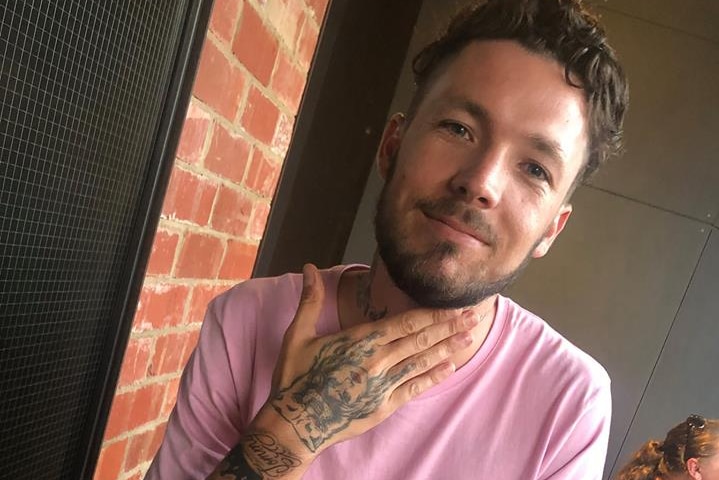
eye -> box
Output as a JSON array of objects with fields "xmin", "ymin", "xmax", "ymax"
[
  {"xmin": 439, "ymin": 120, "xmax": 472, "ymax": 140},
  {"xmin": 523, "ymin": 162, "xmax": 550, "ymax": 182}
]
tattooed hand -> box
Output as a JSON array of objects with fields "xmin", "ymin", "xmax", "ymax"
[
  {"xmin": 207, "ymin": 264, "xmax": 478, "ymax": 479},
  {"xmin": 270, "ymin": 264, "xmax": 477, "ymax": 452}
]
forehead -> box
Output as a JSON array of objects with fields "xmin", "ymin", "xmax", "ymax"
[{"xmin": 417, "ymin": 40, "xmax": 589, "ymax": 175}]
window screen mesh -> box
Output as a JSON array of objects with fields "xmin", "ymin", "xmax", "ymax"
[{"xmin": 0, "ymin": 0, "xmax": 189, "ymax": 477}]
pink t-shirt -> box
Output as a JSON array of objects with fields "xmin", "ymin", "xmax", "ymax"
[{"xmin": 146, "ymin": 266, "xmax": 611, "ymax": 479}]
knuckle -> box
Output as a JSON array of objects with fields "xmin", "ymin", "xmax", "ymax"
[
  {"xmin": 448, "ymin": 318, "xmax": 459, "ymax": 336},
  {"xmin": 365, "ymin": 357, "xmax": 382, "ymax": 375},
  {"xmin": 415, "ymin": 330, "xmax": 430, "ymax": 350},
  {"xmin": 416, "ymin": 355, "xmax": 430, "ymax": 371},
  {"xmin": 399, "ymin": 316, "xmax": 416, "ymax": 336},
  {"xmin": 430, "ymin": 309, "xmax": 445, "ymax": 325},
  {"xmin": 409, "ymin": 381, "xmax": 422, "ymax": 398},
  {"xmin": 300, "ymin": 286, "xmax": 315, "ymax": 303}
]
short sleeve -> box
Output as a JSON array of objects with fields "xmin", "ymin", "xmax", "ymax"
[
  {"xmin": 540, "ymin": 378, "xmax": 612, "ymax": 480},
  {"xmin": 145, "ymin": 299, "xmax": 246, "ymax": 480}
]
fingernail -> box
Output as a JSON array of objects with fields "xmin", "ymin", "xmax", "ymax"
[
  {"xmin": 462, "ymin": 311, "xmax": 478, "ymax": 328},
  {"xmin": 453, "ymin": 332, "xmax": 473, "ymax": 347},
  {"xmin": 438, "ymin": 361, "xmax": 455, "ymax": 376}
]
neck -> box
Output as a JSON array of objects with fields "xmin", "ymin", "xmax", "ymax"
[{"xmin": 337, "ymin": 254, "xmax": 497, "ymax": 370}]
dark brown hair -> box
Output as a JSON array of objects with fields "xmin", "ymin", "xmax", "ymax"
[
  {"xmin": 408, "ymin": 0, "xmax": 629, "ymax": 185},
  {"xmin": 614, "ymin": 416, "xmax": 719, "ymax": 480}
]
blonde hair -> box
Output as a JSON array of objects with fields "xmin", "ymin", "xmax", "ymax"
[{"xmin": 614, "ymin": 416, "xmax": 719, "ymax": 480}]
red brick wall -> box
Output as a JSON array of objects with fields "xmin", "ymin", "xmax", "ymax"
[{"xmin": 94, "ymin": 1, "xmax": 327, "ymax": 478}]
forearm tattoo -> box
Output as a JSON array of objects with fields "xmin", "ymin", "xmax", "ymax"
[
  {"xmin": 208, "ymin": 432, "xmax": 301, "ymax": 480},
  {"xmin": 271, "ymin": 333, "xmax": 413, "ymax": 452}
]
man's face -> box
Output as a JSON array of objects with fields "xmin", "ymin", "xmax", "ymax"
[{"xmin": 374, "ymin": 40, "xmax": 588, "ymax": 308}]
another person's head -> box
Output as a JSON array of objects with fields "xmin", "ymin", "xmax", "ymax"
[
  {"xmin": 373, "ymin": 0, "xmax": 629, "ymax": 308},
  {"xmin": 615, "ymin": 415, "xmax": 719, "ymax": 480}
]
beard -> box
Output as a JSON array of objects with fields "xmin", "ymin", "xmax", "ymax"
[{"xmin": 373, "ymin": 168, "xmax": 536, "ymax": 309}]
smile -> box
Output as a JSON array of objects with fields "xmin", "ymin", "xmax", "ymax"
[{"xmin": 423, "ymin": 211, "xmax": 490, "ymax": 247}]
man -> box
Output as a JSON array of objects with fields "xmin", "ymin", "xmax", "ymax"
[{"xmin": 147, "ymin": 0, "xmax": 628, "ymax": 478}]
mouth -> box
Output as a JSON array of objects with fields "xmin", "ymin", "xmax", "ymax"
[{"xmin": 422, "ymin": 211, "xmax": 490, "ymax": 247}]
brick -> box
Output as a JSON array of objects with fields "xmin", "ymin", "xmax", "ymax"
[
  {"xmin": 232, "ymin": 3, "xmax": 279, "ymax": 86},
  {"xmin": 127, "ymin": 382, "xmax": 166, "ymax": 431},
  {"xmin": 150, "ymin": 333, "xmax": 189, "ymax": 377},
  {"xmin": 219, "ymin": 240, "xmax": 258, "ymax": 280},
  {"xmin": 209, "ymin": 0, "xmax": 241, "ymax": 45},
  {"xmin": 307, "ymin": 0, "xmax": 329, "ymax": 22},
  {"xmin": 188, "ymin": 284, "xmax": 229, "ymax": 324},
  {"xmin": 161, "ymin": 168, "xmax": 217, "ymax": 226},
  {"xmin": 175, "ymin": 232, "xmax": 225, "ymax": 279},
  {"xmin": 161, "ymin": 377, "xmax": 182, "ymax": 418},
  {"xmin": 176, "ymin": 102, "xmax": 211, "ymax": 165},
  {"xmin": 247, "ymin": 201, "xmax": 271, "ymax": 240},
  {"xmin": 193, "ymin": 39, "xmax": 245, "ymax": 121},
  {"xmin": 124, "ymin": 427, "xmax": 155, "ymax": 472},
  {"xmin": 266, "ymin": 0, "xmax": 303, "ymax": 50},
  {"xmin": 145, "ymin": 229, "xmax": 179, "ymax": 276},
  {"xmin": 245, "ymin": 149, "xmax": 281, "ymax": 198},
  {"xmin": 271, "ymin": 51, "xmax": 305, "ymax": 112},
  {"xmin": 150, "ymin": 422, "xmax": 168, "ymax": 461},
  {"xmin": 271, "ymin": 112, "xmax": 294, "ymax": 157},
  {"xmin": 105, "ymin": 391, "xmax": 134, "ymax": 440},
  {"xmin": 93, "ymin": 439, "xmax": 127, "ymax": 480},
  {"xmin": 297, "ymin": 16, "xmax": 320, "ymax": 69},
  {"xmin": 133, "ymin": 283, "xmax": 190, "ymax": 332},
  {"xmin": 241, "ymin": 86, "xmax": 280, "ymax": 144},
  {"xmin": 205, "ymin": 125, "xmax": 251, "ymax": 184},
  {"xmin": 118, "ymin": 337, "xmax": 154, "ymax": 387},
  {"xmin": 211, "ymin": 185, "xmax": 253, "ymax": 236}
]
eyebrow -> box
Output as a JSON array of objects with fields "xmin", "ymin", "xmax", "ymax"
[
  {"xmin": 447, "ymin": 97, "xmax": 493, "ymax": 131},
  {"xmin": 527, "ymin": 134, "xmax": 567, "ymax": 166}
]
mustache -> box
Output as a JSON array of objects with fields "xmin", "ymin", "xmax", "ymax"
[{"xmin": 416, "ymin": 197, "xmax": 497, "ymax": 245}]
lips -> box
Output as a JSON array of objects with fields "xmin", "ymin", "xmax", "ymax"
[{"xmin": 423, "ymin": 211, "xmax": 490, "ymax": 246}]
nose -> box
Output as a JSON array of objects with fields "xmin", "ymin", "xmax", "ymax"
[{"xmin": 448, "ymin": 145, "xmax": 507, "ymax": 208}]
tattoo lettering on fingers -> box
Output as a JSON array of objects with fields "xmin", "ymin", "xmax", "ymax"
[
  {"xmin": 271, "ymin": 333, "xmax": 413, "ymax": 452},
  {"xmin": 210, "ymin": 432, "xmax": 300, "ymax": 480}
]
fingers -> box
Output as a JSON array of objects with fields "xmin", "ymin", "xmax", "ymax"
[
  {"xmin": 286, "ymin": 263, "xmax": 325, "ymax": 341},
  {"xmin": 371, "ymin": 307, "xmax": 468, "ymax": 344},
  {"xmin": 388, "ymin": 329, "xmax": 472, "ymax": 380},
  {"xmin": 389, "ymin": 361, "xmax": 456, "ymax": 406},
  {"xmin": 381, "ymin": 311, "xmax": 478, "ymax": 364}
]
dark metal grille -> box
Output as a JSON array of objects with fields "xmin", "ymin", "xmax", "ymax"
[{"xmin": 0, "ymin": 0, "xmax": 189, "ymax": 477}]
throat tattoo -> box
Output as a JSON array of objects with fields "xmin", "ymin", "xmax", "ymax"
[{"xmin": 356, "ymin": 270, "xmax": 388, "ymax": 321}]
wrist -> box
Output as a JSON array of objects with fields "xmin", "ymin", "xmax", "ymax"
[{"xmin": 249, "ymin": 404, "xmax": 318, "ymax": 466}]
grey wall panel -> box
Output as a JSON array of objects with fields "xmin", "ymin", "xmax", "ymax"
[
  {"xmin": 505, "ymin": 186, "xmax": 709, "ymax": 477},
  {"xmin": 587, "ymin": 8, "xmax": 719, "ymax": 223},
  {"xmin": 588, "ymin": 0, "xmax": 719, "ymax": 43},
  {"xmin": 610, "ymin": 228, "xmax": 719, "ymax": 477}
]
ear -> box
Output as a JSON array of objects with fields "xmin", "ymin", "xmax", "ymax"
[
  {"xmin": 531, "ymin": 203, "xmax": 573, "ymax": 258},
  {"xmin": 686, "ymin": 458, "xmax": 702, "ymax": 480},
  {"xmin": 376, "ymin": 113, "xmax": 406, "ymax": 181}
]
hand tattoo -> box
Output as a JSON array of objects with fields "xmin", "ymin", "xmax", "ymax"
[
  {"xmin": 209, "ymin": 432, "xmax": 301, "ymax": 480},
  {"xmin": 271, "ymin": 333, "xmax": 412, "ymax": 452}
]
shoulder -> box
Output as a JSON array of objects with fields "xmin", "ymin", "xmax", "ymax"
[
  {"xmin": 207, "ymin": 264, "xmax": 356, "ymax": 331},
  {"xmin": 500, "ymin": 296, "xmax": 610, "ymax": 396}
]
